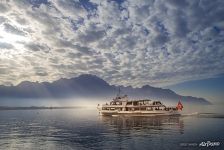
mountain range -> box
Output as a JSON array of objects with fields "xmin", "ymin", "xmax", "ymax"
[{"xmin": 0, "ymin": 74, "xmax": 211, "ymax": 104}]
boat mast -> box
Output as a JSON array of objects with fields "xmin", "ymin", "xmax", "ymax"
[{"xmin": 117, "ymin": 87, "xmax": 121, "ymax": 97}]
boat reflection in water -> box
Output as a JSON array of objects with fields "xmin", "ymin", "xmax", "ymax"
[{"xmin": 99, "ymin": 115, "xmax": 184, "ymax": 135}]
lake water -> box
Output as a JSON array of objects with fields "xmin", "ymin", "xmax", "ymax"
[{"xmin": 0, "ymin": 106, "xmax": 224, "ymax": 150}]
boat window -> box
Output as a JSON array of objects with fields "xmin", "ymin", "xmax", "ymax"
[
  {"xmin": 146, "ymin": 107, "xmax": 153, "ymax": 111},
  {"xmin": 103, "ymin": 107, "xmax": 110, "ymax": 110},
  {"xmin": 140, "ymin": 107, "xmax": 146, "ymax": 110},
  {"xmin": 127, "ymin": 102, "xmax": 132, "ymax": 105},
  {"xmin": 139, "ymin": 101, "xmax": 144, "ymax": 105},
  {"xmin": 155, "ymin": 107, "xmax": 160, "ymax": 110},
  {"xmin": 133, "ymin": 101, "xmax": 138, "ymax": 105}
]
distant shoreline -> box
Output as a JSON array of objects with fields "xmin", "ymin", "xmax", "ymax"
[{"xmin": 0, "ymin": 106, "xmax": 84, "ymax": 110}]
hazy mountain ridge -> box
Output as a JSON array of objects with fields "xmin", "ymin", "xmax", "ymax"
[{"xmin": 0, "ymin": 74, "xmax": 211, "ymax": 104}]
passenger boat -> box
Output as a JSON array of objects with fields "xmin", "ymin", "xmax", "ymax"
[{"xmin": 97, "ymin": 90, "xmax": 183, "ymax": 116}]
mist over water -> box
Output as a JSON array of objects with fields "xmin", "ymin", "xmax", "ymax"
[
  {"xmin": 0, "ymin": 105, "xmax": 224, "ymax": 150},
  {"xmin": 0, "ymin": 98, "xmax": 106, "ymax": 107},
  {"xmin": 181, "ymin": 103, "xmax": 224, "ymax": 115}
]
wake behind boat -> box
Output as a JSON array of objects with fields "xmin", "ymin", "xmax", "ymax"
[{"xmin": 97, "ymin": 90, "xmax": 183, "ymax": 116}]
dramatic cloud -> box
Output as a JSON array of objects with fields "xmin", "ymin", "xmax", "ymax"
[{"xmin": 0, "ymin": 0, "xmax": 224, "ymax": 87}]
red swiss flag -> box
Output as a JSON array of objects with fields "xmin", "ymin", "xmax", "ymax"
[{"xmin": 176, "ymin": 101, "xmax": 183, "ymax": 111}]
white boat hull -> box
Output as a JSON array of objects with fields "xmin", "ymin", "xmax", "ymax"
[{"xmin": 99, "ymin": 110, "xmax": 180, "ymax": 116}]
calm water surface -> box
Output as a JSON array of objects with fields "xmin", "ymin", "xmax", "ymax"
[{"xmin": 0, "ymin": 106, "xmax": 224, "ymax": 150}]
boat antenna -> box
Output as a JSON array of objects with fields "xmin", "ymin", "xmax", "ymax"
[{"xmin": 117, "ymin": 87, "xmax": 121, "ymax": 97}]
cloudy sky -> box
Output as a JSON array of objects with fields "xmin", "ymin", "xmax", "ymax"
[{"xmin": 0, "ymin": 0, "xmax": 224, "ymax": 92}]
